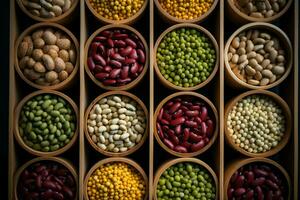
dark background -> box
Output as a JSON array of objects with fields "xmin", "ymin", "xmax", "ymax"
[{"xmin": 0, "ymin": 1, "xmax": 298, "ymax": 199}]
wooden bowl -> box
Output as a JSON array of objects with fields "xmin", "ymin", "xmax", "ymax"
[
  {"xmin": 14, "ymin": 156, "xmax": 78, "ymax": 200},
  {"xmin": 85, "ymin": 0, "xmax": 148, "ymax": 24},
  {"xmin": 154, "ymin": 92, "xmax": 219, "ymax": 157},
  {"xmin": 16, "ymin": 0, "xmax": 79, "ymax": 23},
  {"xmin": 224, "ymin": 22, "xmax": 292, "ymax": 90},
  {"xmin": 84, "ymin": 91, "xmax": 149, "ymax": 157},
  {"xmin": 154, "ymin": 0, "xmax": 219, "ymax": 24},
  {"xmin": 14, "ymin": 90, "xmax": 79, "ymax": 157},
  {"xmin": 224, "ymin": 90, "xmax": 291, "ymax": 158},
  {"xmin": 154, "ymin": 23, "xmax": 219, "ymax": 91},
  {"xmin": 226, "ymin": 0, "xmax": 293, "ymax": 23},
  {"xmin": 83, "ymin": 157, "xmax": 148, "ymax": 200},
  {"xmin": 84, "ymin": 24, "xmax": 149, "ymax": 91},
  {"xmin": 153, "ymin": 158, "xmax": 218, "ymax": 200},
  {"xmin": 14, "ymin": 22, "xmax": 79, "ymax": 90},
  {"xmin": 224, "ymin": 157, "xmax": 291, "ymax": 200}
]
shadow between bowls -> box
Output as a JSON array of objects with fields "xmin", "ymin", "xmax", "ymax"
[
  {"xmin": 84, "ymin": 0, "xmax": 149, "ymax": 25},
  {"xmin": 84, "ymin": 24, "xmax": 149, "ymax": 91},
  {"xmin": 83, "ymin": 157, "xmax": 148, "ymax": 200},
  {"xmin": 154, "ymin": 91, "xmax": 219, "ymax": 157},
  {"xmin": 224, "ymin": 22, "xmax": 293, "ymax": 90},
  {"xmin": 224, "ymin": 90, "xmax": 292, "ymax": 158},
  {"xmin": 154, "ymin": 23, "xmax": 219, "ymax": 91},
  {"xmin": 14, "ymin": 22, "xmax": 79, "ymax": 90},
  {"xmin": 14, "ymin": 90, "xmax": 79, "ymax": 157},
  {"xmin": 224, "ymin": 157, "xmax": 291, "ymax": 200},
  {"xmin": 14, "ymin": 156, "xmax": 78, "ymax": 200},
  {"xmin": 84, "ymin": 90, "xmax": 149, "ymax": 157},
  {"xmin": 153, "ymin": 157, "xmax": 218, "ymax": 200},
  {"xmin": 226, "ymin": 0, "xmax": 293, "ymax": 24},
  {"xmin": 154, "ymin": 0, "xmax": 219, "ymax": 24},
  {"xmin": 16, "ymin": 0, "xmax": 79, "ymax": 23}
]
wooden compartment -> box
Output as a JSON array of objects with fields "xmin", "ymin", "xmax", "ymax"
[{"xmin": 8, "ymin": 0, "xmax": 298, "ymax": 199}]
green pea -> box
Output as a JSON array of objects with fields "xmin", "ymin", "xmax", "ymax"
[
  {"xmin": 42, "ymin": 100, "xmax": 52, "ymax": 109},
  {"xmin": 59, "ymin": 134, "xmax": 67, "ymax": 142},
  {"xmin": 50, "ymin": 144, "xmax": 60, "ymax": 151},
  {"xmin": 41, "ymin": 141, "xmax": 50, "ymax": 147},
  {"xmin": 42, "ymin": 146, "xmax": 50, "ymax": 152}
]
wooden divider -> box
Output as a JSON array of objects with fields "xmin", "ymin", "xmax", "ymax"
[{"xmin": 8, "ymin": 0, "xmax": 298, "ymax": 200}]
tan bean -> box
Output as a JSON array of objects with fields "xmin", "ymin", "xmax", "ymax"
[
  {"xmin": 228, "ymin": 52, "xmax": 233, "ymax": 62},
  {"xmin": 272, "ymin": 2, "xmax": 280, "ymax": 12},
  {"xmin": 255, "ymin": 54, "xmax": 264, "ymax": 63},
  {"xmin": 248, "ymin": 79, "xmax": 260, "ymax": 85},
  {"xmin": 54, "ymin": 57, "xmax": 66, "ymax": 72},
  {"xmin": 253, "ymin": 38, "xmax": 266, "ymax": 44},
  {"xmin": 238, "ymin": 60, "xmax": 248, "ymax": 70},
  {"xmin": 58, "ymin": 49, "xmax": 69, "ymax": 62},
  {"xmin": 69, "ymin": 49, "xmax": 76, "ymax": 64},
  {"xmin": 48, "ymin": 49, "xmax": 58, "ymax": 59},
  {"xmin": 262, "ymin": 69, "xmax": 273, "ymax": 78},
  {"xmin": 40, "ymin": 0, "xmax": 53, "ymax": 10},
  {"xmin": 23, "ymin": 36, "xmax": 33, "ymax": 56},
  {"xmin": 33, "ymin": 38, "xmax": 45, "ymax": 49},
  {"xmin": 32, "ymin": 30, "xmax": 44, "ymax": 40},
  {"xmin": 245, "ymin": 65, "xmax": 256, "ymax": 76},
  {"xmin": 255, "ymin": 71, "xmax": 263, "ymax": 80},
  {"xmin": 42, "ymin": 54, "xmax": 55, "ymax": 70},
  {"xmin": 277, "ymin": 55, "xmax": 285, "ymax": 63},
  {"xmin": 238, "ymin": 55, "xmax": 247, "ymax": 64},
  {"xmin": 247, "ymin": 51, "xmax": 256, "ymax": 59},
  {"xmin": 260, "ymin": 78, "xmax": 270, "ymax": 86},
  {"xmin": 43, "ymin": 31, "xmax": 57, "ymax": 45},
  {"xmin": 52, "ymin": 5, "xmax": 63, "ymax": 16},
  {"xmin": 254, "ymin": 64, "xmax": 263, "ymax": 71},
  {"xmin": 45, "ymin": 71, "xmax": 58, "ymax": 82},
  {"xmin": 251, "ymin": 30, "xmax": 260, "ymax": 40},
  {"xmin": 32, "ymin": 49, "xmax": 44, "ymax": 61},
  {"xmin": 257, "ymin": 49, "xmax": 266, "ymax": 55},
  {"xmin": 260, "ymin": 33, "xmax": 271, "ymax": 40},
  {"xmin": 232, "ymin": 37, "xmax": 240, "ymax": 48},
  {"xmin": 266, "ymin": 64, "xmax": 273, "ymax": 70},
  {"xmin": 27, "ymin": 58, "xmax": 36, "ymax": 69},
  {"xmin": 249, "ymin": 58, "xmax": 258, "ymax": 67},
  {"xmin": 35, "ymin": 78, "xmax": 50, "ymax": 86},
  {"xmin": 269, "ymin": 49, "xmax": 278, "ymax": 63},
  {"xmin": 265, "ymin": 10, "xmax": 274, "ymax": 17},
  {"xmin": 264, "ymin": 40, "xmax": 274, "ymax": 52},
  {"xmin": 57, "ymin": 38, "xmax": 71, "ymax": 50},
  {"xmin": 53, "ymin": 0, "xmax": 65, "ymax": 7},
  {"xmin": 261, "ymin": 59, "xmax": 271, "ymax": 68},
  {"xmin": 65, "ymin": 62, "xmax": 74, "ymax": 74},
  {"xmin": 58, "ymin": 70, "xmax": 68, "ymax": 81},
  {"xmin": 229, "ymin": 46, "xmax": 236, "ymax": 54},
  {"xmin": 63, "ymin": 0, "xmax": 72, "ymax": 12},
  {"xmin": 272, "ymin": 66, "xmax": 285, "ymax": 75},
  {"xmin": 19, "ymin": 56, "xmax": 30, "ymax": 69},
  {"xmin": 245, "ymin": 2, "xmax": 253, "ymax": 14},
  {"xmin": 250, "ymin": 12, "xmax": 264, "ymax": 18},
  {"xmin": 24, "ymin": 69, "xmax": 41, "ymax": 80},
  {"xmin": 237, "ymin": 47, "xmax": 246, "ymax": 55},
  {"xmin": 33, "ymin": 62, "xmax": 46, "ymax": 73},
  {"xmin": 231, "ymin": 54, "xmax": 239, "ymax": 64},
  {"xmin": 246, "ymin": 40, "xmax": 254, "ymax": 52},
  {"xmin": 269, "ymin": 75, "xmax": 277, "ymax": 83},
  {"xmin": 254, "ymin": 44, "xmax": 264, "ymax": 51},
  {"xmin": 240, "ymin": 41, "xmax": 246, "ymax": 48},
  {"xmin": 18, "ymin": 42, "xmax": 28, "ymax": 58}
]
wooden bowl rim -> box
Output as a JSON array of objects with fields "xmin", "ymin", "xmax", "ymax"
[
  {"xmin": 14, "ymin": 90, "xmax": 79, "ymax": 157},
  {"xmin": 153, "ymin": 91, "xmax": 219, "ymax": 157},
  {"xmin": 224, "ymin": 89, "xmax": 292, "ymax": 158},
  {"xmin": 227, "ymin": 0, "xmax": 293, "ymax": 23},
  {"xmin": 14, "ymin": 22, "xmax": 79, "ymax": 90},
  {"xmin": 16, "ymin": 0, "xmax": 79, "ymax": 22},
  {"xmin": 154, "ymin": 0, "xmax": 219, "ymax": 24},
  {"xmin": 224, "ymin": 22, "xmax": 293, "ymax": 90},
  {"xmin": 84, "ymin": 90, "xmax": 149, "ymax": 157},
  {"xmin": 224, "ymin": 157, "xmax": 291, "ymax": 200},
  {"xmin": 153, "ymin": 158, "xmax": 218, "ymax": 200},
  {"xmin": 83, "ymin": 157, "xmax": 148, "ymax": 200},
  {"xmin": 14, "ymin": 156, "xmax": 78, "ymax": 200},
  {"xmin": 84, "ymin": 24, "xmax": 149, "ymax": 91},
  {"xmin": 154, "ymin": 23, "xmax": 219, "ymax": 91},
  {"xmin": 84, "ymin": 0, "xmax": 149, "ymax": 24}
]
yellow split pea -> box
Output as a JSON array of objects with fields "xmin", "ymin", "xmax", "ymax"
[
  {"xmin": 87, "ymin": 162, "xmax": 146, "ymax": 200},
  {"xmin": 90, "ymin": 0, "xmax": 145, "ymax": 21},
  {"xmin": 159, "ymin": 0, "xmax": 214, "ymax": 20}
]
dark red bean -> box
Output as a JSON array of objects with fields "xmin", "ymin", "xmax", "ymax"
[
  {"xmin": 170, "ymin": 117, "xmax": 185, "ymax": 126},
  {"xmin": 254, "ymin": 168, "xmax": 269, "ymax": 177},
  {"xmin": 120, "ymin": 66, "xmax": 129, "ymax": 79},
  {"xmin": 98, "ymin": 44, "xmax": 106, "ymax": 56},
  {"xmin": 170, "ymin": 135, "xmax": 179, "ymax": 145},
  {"xmin": 174, "ymin": 145, "xmax": 188, "ymax": 153},
  {"xmin": 93, "ymin": 54, "xmax": 106, "ymax": 66},
  {"xmin": 245, "ymin": 171, "xmax": 255, "ymax": 185},
  {"xmin": 167, "ymin": 129, "xmax": 175, "ymax": 137},
  {"xmin": 255, "ymin": 186, "xmax": 264, "ymax": 200},
  {"xmin": 269, "ymin": 172, "xmax": 279, "ymax": 184},
  {"xmin": 181, "ymin": 141, "xmax": 192, "ymax": 148},
  {"xmin": 190, "ymin": 105, "xmax": 200, "ymax": 110},
  {"xmin": 95, "ymin": 72, "xmax": 109, "ymax": 80},
  {"xmin": 234, "ymin": 175, "xmax": 245, "ymax": 188},
  {"xmin": 174, "ymin": 125, "xmax": 181, "ymax": 135},
  {"xmin": 200, "ymin": 107, "xmax": 208, "ymax": 121},
  {"xmin": 107, "ymin": 38, "xmax": 114, "ymax": 47},
  {"xmin": 137, "ymin": 49, "xmax": 145, "ymax": 63},
  {"xmin": 100, "ymin": 30, "xmax": 111, "ymax": 37},
  {"xmin": 234, "ymin": 188, "xmax": 246, "ymax": 196},
  {"xmin": 180, "ymin": 105, "xmax": 189, "ymax": 112},
  {"xmin": 107, "ymin": 48, "xmax": 115, "ymax": 57},
  {"xmin": 62, "ymin": 186, "xmax": 74, "ymax": 198},
  {"xmin": 113, "ymin": 33, "xmax": 128, "ymax": 40},
  {"xmin": 114, "ymin": 40, "xmax": 126, "ymax": 47},
  {"xmin": 103, "ymin": 79, "xmax": 117, "ymax": 85},
  {"xmin": 129, "ymin": 49, "xmax": 138, "ymax": 59},
  {"xmin": 190, "ymin": 140, "xmax": 205, "ymax": 152},
  {"xmin": 43, "ymin": 181, "xmax": 57, "ymax": 190},
  {"xmin": 254, "ymin": 177, "xmax": 266, "ymax": 186},
  {"xmin": 117, "ymin": 78, "xmax": 131, "ymax": 84},
  {"xmin": 109, "ymin": 60, "xmax": 122, "ymax": 68},
  {"xmin": 94, "ymin": 36, "xmax": 106, "ymax": 42},
  {"xmin": 162, "ymin": 112, "xmax": 171, "ymax": 121},
  {"xmin": 125, "ymin": 38, "xmax": 137, "ymax": 48},
  {"xmin": 185, "ymin": 121, "xmax": 197, "ymax": 128},
  {"xmin": 93, "ymin": 65, "xmax": 103, "ymax": 73},
  {"xmin": 138, "ymin": 64, "xmax": 144, "ymax": 73},
  {"xmin": 185, "ymin": 110, "xmax": 199, "ymax": 117},
  {"xmin": 157, "ymin": 123, "xmax": 164, "ymax": 139},
  {"xmin": 36, "ymin": 175, "xmax": 42, "ymax": 188},
  {"xmin": 169, "ymin": 102, "xmax": 181, "ymax": 114},
  {"xmin": 25, "ymin": 192, "xmax": 39, "ymax": 199},
  {"xmin": 266, "ymin": 179, "xmax": 279, "ymax": 190},
  {"xmin": 246, "ymin": 189, "xmax": 254, "ymax": 199},
  {"xmin": 266, "ymin": 191, "xmax": 273, "ymax": 200},
  {"xmin": 201, "ymin": 122, "xmax": 207, "ymax": 135},
  {"xmin": 166, "ymin": 101, "xmax": 174, "ymax": 108},
  {"xmin": 160, "ymin": 119, "xmax": 169, "ymax": 125},
  {"xmin": 230, "ymin": 172, "xmax": 238, "ymax": 184},
  {"xmin": 125, "ymin": 58, "xmax": 136, "ymax": 65},
  {"xmin": 195, "ymin": 117, "xmax": 202, "ymax": 125},
  {"xmin": 158, "ymin": 108, "xmax": 164, "ymax": 121},
  {"xmin": 183, "ymin": 128, "xmax": 190, "ymax": 141},
  {"xmin": 227, "ymin": 188, "xmax": 234, "ymax": 199},
  {"xmin": 206, "ymin": 120, "xmax": 214, "ymax": 138},
  {"xmin": 109, "ymin": 69, "xmax": 121, "ymax": 79},
  {"xmin": 189, "ymin": 132, "xmax": 202, "ymax": 142},
  {"xmin": 137, "ymin": 41, "xmax": 144, "ymax": 50},
  {"xmin": 130, "ymin": 62, "xmax": 139, "ymax": 74},
  {"xmin": 120, "ymin": 46, "xmax": 133, "ymax": 56},
  {"xmin": 111, "ymin": 53, "xmax": 125, "ymax": 62},
  {"xmin": 173, "ymin": 109, "xmax": 183, "ymax": 118},
  {"xmin": 163, "ymin": 138, "xmax": 174, "ymax": 149},
  {"xmin": 103, "ymin": 66, "xmax": 112, "ymax": 72},
  {"xmin": 87, "ymin": 57, "xmax": 95, "ymax": 71}
]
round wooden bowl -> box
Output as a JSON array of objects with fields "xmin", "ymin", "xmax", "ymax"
[
  {"xmin": 84, "ymin": 24, "xmax": 149, "ymax": 91},
  {"xmin": 224, "ymin": 157, "xmax": 291, "ymax": 200},
  {"xmin": 85, "ymin": 0, "xmax": 148, "ymax": 24},
  {"xmin": 224, "ymin": 90, "xmax": 291, "ymax": 158},
  {"xmin": 14, "ymin": 156, "xmax": 78, "ymax": 200},
  {"xmin": 226, "ymin": 0, "xmax": 293, "ymax": 23},
  {"xmin": 84, "ymin": 90, "xmax": 149, "ymax": 157},
  {"xmin": 14, "ymin": 90, "xmax": 79, "ymax": 157},
  {"xmin": 224, "ymin": 22, "xmax": 292, "ymax": 90},
  {"xmin": 154, "ymin": 0, "xmax": 219, "ymax": 24},
  {"xmin": 154, "ymin": 92, "xmax": 219, "ymax": 157},
  {"xmin": 154, "ymin": 23, "xmax": 219, "ymax": 91},
  {"xmin": 84, "ymin": 157, "xmax": 148, "ymax": 200},
  {"xmin": 15, "ymin": 22, "xmax": 79, "ymax": 90},
  {"xmin": 16, "ymin": 0, "xmax": 79, "ymax": 23},
  {"xmin": 153, "ymin": 158, "xmax": 218, "ymax": 200}
]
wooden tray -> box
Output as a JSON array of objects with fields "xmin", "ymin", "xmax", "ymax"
[{"xmin": 8, "ymin": 0, "xmax": 298, "ymax": 199}]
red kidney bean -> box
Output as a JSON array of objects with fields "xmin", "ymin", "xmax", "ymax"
[
  {"xmin": 101, "ymin": 30, "xmax": 111, "ymax": 37},
  {"xmin": 62, "ymin": 186, "xmax": 74, "ymax": 198},
  {"xmin": 234, "ymin": 188, "xmax": 246, "ymax": 196},
  {"xmin": 174, "ymin": 125, "xmax": 181, "ymax": 135},
  {"xmin": 111, "ymin": 53, "xmax": 125, "ymax": 62},
  {"xmin": 137, "ymin": 49, "xmax": 145, "ymax": 63},
  {"xmin": 43, "ymin": 180, "xmax": 57, "ymax": 190},
  {"xmin": 95, "ymin": 36, "xmax": 107, "ymax": 42},
  {"xmin": 189, "ymin": 132, "xmax": 202, "ymax": 142},
  {"xmin": 36, "ymin": 175, "xmax": 42, "ymax": 188},
  {"xmin": 125, "ymin": 58, "xmax": 136, "ymax": 65},
  {"xmin": 269, "ymin": 172, "xmax": 279, "ymax": 184},
  {"xmin": 109, "ymin": 69, "xmax": 121, "ymax": 79},
  {"xmin": 173, "ymin": 109, "xmax": 183, "ymax": 118},
  {"xmin": 137, "ymin": 41, "xmax": 144, "ymax": 50},
  {"xmin": 114, "ymin": 40, "xmax": 126, "ymax": 47},
  {"xmin": 246, "ymin": 189, "xmax": 254, "ymax": 199},
  {"xmin": 107, "ymin": 48, "xmax": 114, "ymax": 57},
  {"xmin": 245, "ymin": 171, "xmax": 255, "ymax": 185},
  {"xmin": 161, "ymin": 119, "xmax": 170, "ymax": 125},
  {"xmin": 266, "ymin": 179, "xmax": 279, "ymax": 190},
  {"xmin": 185, "ymin": 110, "xmax": 199, "ymax": 117},
  {"xmin": 230, "ymin": 172, "xmax": 238, "ymax": 184},
  {"xmin": 170, "ymin": 117, "xmax": 185, "ymax": 126},
  {"xmin": 180, "ymin": 105, "xmax": 189, "ymax": 112},
  {"xmin": 206, "ymin": 120, "xmax": 214, "ymax": 138},
  {"xmin": 163, "ymin": 138, "xmax": 174, "ymax": 149},
  {"xmin": 109, "ymin": 60, "xmax": 122, "ymax": 68},
  {"xmin": 234, "ymin": 175, "xmax": 245, "ymax": 188},
  {"xmin": 93, "ymin": 54, "xmax": 106, "ymax": 66},
  {"xmin": 94, "ymin": 65, "xmax": 103, "ymax": 73},
  {"xmin": 95, "ymin": 72, "xmax": 109, "ymax": 80},
  {"xmin": 169, "ymin": 102, "xmax": 181, "ymax": 114},
  {"xmin": 125, "ymin": 38, "xmax": 136, "ymax": 48},
  {"xmin": 184, "ymin": 120, "xmax": 197, "ymax": 128},
  {"xmin": 120, "ymin": 66, "xmax": 129, "ymax": 79},
  {"xmin": 201, "ymin": 122, "xmax": 207, "ymax": 135},
  {"xmin": 181, "ymin": 141, "xmax": 192, "ymax": 148},
  {"xmin": 113, "ymin": 33, "xmax": 128, "ymax": 40},
  {"xmin": 130, "ymin": 62, "xmax": 139, "ymax": 74},
  {"xmin": 87, "ymin": 57, "xmax": 95, "ymax": 71},
  {"xmin": 157, "ymin": 123, "xmax": 164, "ymax": 139},
  {"xmin": 103, "ymin": 66, "xmax": 112, "ymax": 72},
  {"xmin": 183, "ymin": 128, "xmax": 190, "ymax": 141},
  {"xmin": 170, "ymin": 135, "xmax": 179, "ymax": 145},
  {"xmin": 129, "ymin": 49, "xmax": 138, "ymax": 59},
  {"xmin": 266, "ymin": 191, "xmax": 273, "ymax": 200},
  {"xmin": 120, "ymin": 46, "xmax": 133, "ymax": 56},
  {"xmin": 138, "ymin": 64, "xmax": 144, "ymax": 73},
  {"xmin": 200, "ymin": 107, "xmax": 208, "ymax": 121},
  {"xmin": 103, "ymin": 79, "xmax": 117, "ymax": 85},
  {"xmin": 254, "ymin": 168, "xmax": 269, "ymax": 177},
  {"xmin": 107, "ymin": 38, "xmax": 114, "ymax": 47},
  {"xmin": 227, "ymin": 188, "xmax": 234, "ymax": 199},
  {"xmin": 174, "ymin": 145, "xmax": 187, "ymax": 153},
  {"xmin": 255, "ymin": 186, "xmax": 264, "ymax": 200},
  {"xmin": 190, "ymin": 140, "xmax": 205, "ymax": 151},
  {"xmin": 254, "ymin": 177, "xmax": 266, "ymax": 186}
]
